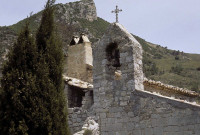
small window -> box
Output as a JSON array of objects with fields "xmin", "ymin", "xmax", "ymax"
[
  {"xmin": 70, "ymin": 39, "xmax": 76, "ymax": 46},
  {"xmin": 106, "ymin": 42, "xmax": 121, "ymax": 68}
]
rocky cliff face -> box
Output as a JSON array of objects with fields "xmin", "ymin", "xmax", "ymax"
[
  {"xmin": 56, "ymin": 0, "xmax": 97, "ymax": 23},
  {"xmin": 54, "ymin": 0, "xmax": 99, "ymax": 47}
]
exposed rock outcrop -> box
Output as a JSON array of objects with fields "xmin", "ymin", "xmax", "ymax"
[
  {"xmin": 56, "ymin": 0, "xmax": 97, "ymax": 23},
  {"xmin": 74, "ymin": 117, "xmax": 99, "ymax": 135}
]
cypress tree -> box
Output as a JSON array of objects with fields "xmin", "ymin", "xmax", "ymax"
[
  {"xmin": 36, "ymin": 0, "xmax": 69, "ymax": 134},
  {"xmin": 0, "ymin": 23, "xmax": 38, "ymax": 135},
  {"xmin": 0, "ymin": 0, "xmax": 69, "ymax": 134}
]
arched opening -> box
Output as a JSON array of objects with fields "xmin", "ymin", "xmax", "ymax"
[{"xmin": 106, "ymin": 42, "xmax": 121, "ymax": 68}]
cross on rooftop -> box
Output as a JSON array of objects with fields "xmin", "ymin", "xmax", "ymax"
[{"xmin": 111, "ymin": 5, "xmax": 122, "ymax": 23}]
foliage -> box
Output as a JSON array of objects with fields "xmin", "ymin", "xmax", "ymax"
[
  {"xmin": 0, "ymin": 27, "xmax": 17, "ymax": 56},
  {"xmin": 197, "ymin": 67, "xmax": 200, "ymax": 71},
  {"xmin": 83, "ymin": 129, "xmax": 92, "ymax": 135},
  {"xmin": 0, "ymin": 23, "xmax": 38, "ymax": 135},
  {"xmin": 191, "ymin": 82, "xmax": 199, "ymax": 91},
  {"xmin": 175, "ymin": 56, "xmax": 179, "ymax": 60},
  {"xmin": 133, "ymin": 34, "xmax": 200, "ymax": 92},
  {"xmin": 133, "ymin": 35, "xmax": 151, "ymax": 52},
  {"xmin": 75, "ymin": 17, "xmax": 110, "ymax": 42},
  {"xmin": 9, "ymin": 12, "xmax": 42, "ymax": 34},
  {"xmin": 143, "ymin": 55, "xmax": 159, "ymax": 77},
  {"xmin": 35, "ymin": 0, "xmax": 70, "ymax": 134},
  {"xmin": 170, "ymin": 64, "xmax": 183, "ymax": 75},
  {"xmin": 0, "ymin": 0, "xmax": 70, "ymax": 134},
  {"xmin": 153, "ymin": 53, "xmax": 163, "ymax": 59}
]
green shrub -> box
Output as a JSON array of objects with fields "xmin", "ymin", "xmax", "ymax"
[
  {"xmin": 170, "ymin": 64, "xmax": 183, "ymax": 75},
  {"xmin": 191, "ymin": 82, "xmax": 199, "ymax": 91},
  {"xmin": 143, "ymin": 55, "xmax": 159, "ymax": 77},
  {"xmin": 175, "ymin": 56, "xmax": 179, "ymax": 60}
]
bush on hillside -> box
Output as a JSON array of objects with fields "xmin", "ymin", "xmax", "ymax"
[
  {"xmin": 143, "ymin": 55, "xmax": 159, "ymax": 77},
  {"xmin": 170, "ymin": 64, "xmax": 183, "ymax": 75},
  {"xmin": 175, "ymin": 56, "xmax": 180, "ymax": 60}
]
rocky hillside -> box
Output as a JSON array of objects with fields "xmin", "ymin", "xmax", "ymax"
[
  {"xmin": 0, "ymin": 0, "xmax": 199, "ymax": 91},
  {"xmin": 0, "ymin": 27, "xmax": 17, "ymax": 77}
]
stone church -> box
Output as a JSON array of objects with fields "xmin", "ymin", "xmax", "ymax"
[{"xmin": 64, "ymin": 23, "xmax": 200, "ymax": 135}]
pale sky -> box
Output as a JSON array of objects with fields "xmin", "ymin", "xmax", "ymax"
[{"xmin": 0, "ymin": 0, "xmax": 200, "ymax": 54}]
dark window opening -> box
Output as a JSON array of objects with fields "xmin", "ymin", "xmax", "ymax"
[
  {"xmin": 68, "ymin": 86, "xmax": 85, "ymax": 108},
  {"xmin": 78, "ymin": 37, "xmax": 84, "ymax": 44},
  {"xmin": 106, "ymin": 42, "xmax": 121, "ymax": 68},
  {"xmin": 70, "ymin": 36, "xmax": 79, "ymax": 46},
  {"xmin": 70, "ymin": 39, "xmax": 76, "ymax": 46}
]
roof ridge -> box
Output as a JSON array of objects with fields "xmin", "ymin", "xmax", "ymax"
[{"xmin": 143, "ymin": 78, "xmax": 200, "ymax": 97}]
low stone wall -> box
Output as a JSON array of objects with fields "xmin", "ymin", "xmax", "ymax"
[
  {"xmin": 68, "ymin": 108, "xmax": 89, "ymax": 134},
  {"xmin": 98, "ymin": 90, "xmax": 200, "ymax": 135}
]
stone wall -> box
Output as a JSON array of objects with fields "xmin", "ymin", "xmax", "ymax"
[
  {"xmin": 64, "ymin": 80, "xmax": 94, "ymax": 134},
  {"xmin": 96, "ymin": 90, "xmax": 200, "ymax": 135},
  {"xmin": 68, "ymin": 108, "xmax": 89, "ymax": 134},
  {"xmin": 82, "ymin": 91, "xmax": 94, "ymax": 110},
  {"xmin": 93, "ymin": 23, "xmax": 144, "ymax": 134},
  {"xmin": 65, "ymin": 42, "xmax": 93, "ymax": 83},
  {"xmin": 132, "ymin": 90, "xmax": 200, "ymax": 135},
  {"xmin": 92, "ymin": 23, "xmax": 200, "ymax": 135}
]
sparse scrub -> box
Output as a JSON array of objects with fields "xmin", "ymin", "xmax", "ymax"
[
  {"xmin": 175, "ymin": 56, "xmax": 179, "ymax": 60},
  {"xmin": 143, "ymin": 55, "xmax": 159, "ymax": 77},
  {"xmin": 170, "ymin": 64, "xmax": 183, "ymax": 75},
  {"xmin": 191, "ymin": 82, "xmax": 199, "ymax": 91}
]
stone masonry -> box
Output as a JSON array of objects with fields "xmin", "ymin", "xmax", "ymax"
[
  {"xmin": 92, "ymin": 23, "xmax": 200, "ymax": 135},
  {"xmin": 65, "ymin": 23, "xmax": 200, "ymax": 135},
  {"xmin": 65, "ymin": 35, "xmax": 93, "ymax": 83},
  {"xmin": 63, "ymin": 76, "xmax": 94, "ymax": 134},
  {"xmin": 68, "ymin": 108, "xmax": 89, "ymax": 134}
]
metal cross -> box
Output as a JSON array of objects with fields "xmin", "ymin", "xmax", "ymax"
[{"xmin": 112, "ymin": 5, "xmax": 122, "ymax": 23}]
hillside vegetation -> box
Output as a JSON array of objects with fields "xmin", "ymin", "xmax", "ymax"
[
  {"xmin": 0, "ymin": 2, "xmax": 199, "ymax": 92},
  {"xmin": 134, "ymin": 35, "xmax": 200, "ymax": 92}
]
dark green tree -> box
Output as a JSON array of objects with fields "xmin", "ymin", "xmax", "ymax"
[
  {"xmin": 36, "ymin": 0, "xmax": 69, "ymax": 134},
  {"xmin": 0, "ymin": 23, "xmax": 38, "ymax": 135},
  {"xmin": 0, "ymin": 0, "xmax": 70, "ymax": 134}
]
